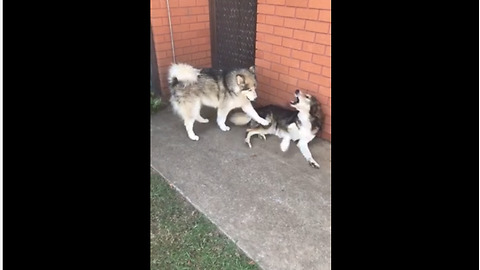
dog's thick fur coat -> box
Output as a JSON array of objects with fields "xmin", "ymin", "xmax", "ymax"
[
  {"xmin": 230, "ymin": 89, "xmax": 324, "ymax": 168},
  {"xmin": 168, "ymin": 63, "xmax": 270, "ymax": 141}
]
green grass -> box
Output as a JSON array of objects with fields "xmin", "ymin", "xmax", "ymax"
[{"xmin": 151, "ymin": 169, "xmax": 260, "ymax": 270}]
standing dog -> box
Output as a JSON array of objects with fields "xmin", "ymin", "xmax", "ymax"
[
  {"xmin": 168, "ymin": 63, "xmax": 270, "ymax": 141},
  {"xmin": 229, "ymin": 89, "xmax": 324, "ymax": 168}
]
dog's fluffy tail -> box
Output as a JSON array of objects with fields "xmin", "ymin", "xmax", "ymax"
[
  {"xmin": 229, "ymin": 112, "xmax": 252, "ymax": 126},
  {"xmin": 168, "ymin": 63, "xmax": 200, "ymax": 86}
]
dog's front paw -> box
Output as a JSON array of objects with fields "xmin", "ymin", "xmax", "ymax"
[
  {"xmin": 258, "ymin": 134, "xmax": 266, "ymax": 140},
  {"xmin": 308, "ymin": 159, "xmax": 320, "ymax": 169},
  {"xmin": 258, "ymin": 118, "xmax": 270, "ymax": 126},
  {"xmin": 189, "ymin": 134, "xmax": 200, "ymax": 141},
  {"xmin": 219, "ymin": 125, "xmax": 231, "ymax": 131}
]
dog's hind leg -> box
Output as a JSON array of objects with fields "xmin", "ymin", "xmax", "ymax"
[
  {"xmin": 178, "ymin": 101, "xmax": 201, "ymax": 141},
  {"xmin": 245, "ymin": 128, "xmax": 268, "ymax": 148},
  {"xmin": 296, "ymin": 140, "xmax": 320, "ymax": 168}
]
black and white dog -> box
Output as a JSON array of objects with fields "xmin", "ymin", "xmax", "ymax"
[{"xmin": 230, "ymin": 89, "xmax": 324, "ymax": 168}]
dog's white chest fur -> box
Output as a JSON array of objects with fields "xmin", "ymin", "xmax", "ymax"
[{"xmin": 286, "ymin": 113, "xmax": 316, "ymax": 142}]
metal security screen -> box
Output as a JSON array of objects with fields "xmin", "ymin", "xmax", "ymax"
[{"xmin": 209, "ymin": 0, "xmax": 257, "ymax": 70}]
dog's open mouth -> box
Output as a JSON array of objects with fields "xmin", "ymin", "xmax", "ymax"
[
  {"xmin": 291, "ymin": 90, "xmax": 300, "ymax": 105},
  {"xmin": 290, "ymin": 97, "xmax": 299, "ymax": 105}
]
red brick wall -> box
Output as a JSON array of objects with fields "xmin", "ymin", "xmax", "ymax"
[
  {"xmin": 255, "ymin": 0, "xmax": 331, "ymax": 140},
  {"xmin": 151, "ymin": 0, "xmax": 212, "ymax": 95}
]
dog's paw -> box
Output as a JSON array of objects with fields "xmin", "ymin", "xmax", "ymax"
[
  {"xmin": 258, "ymin": 118, "xmax": 270, "ymax": 126},
  {"xmin": 197, "ymin": 118, "xmax": 209, "ymax": 123},
  {"xmin": 219, "ymin": 125, "xmax": 231, "ymax": 131},
  {"xmin": 245, "ymin": 138, "xmax": 252, "ymax": 148},
  {"xmin": 258, "ymin": 134, "xmax": 266, "ymax": 140},
  {"xmin": 308, "ymin": 159, "xmax": 320, "ymax": 169},
  {"xmin": 189, "ymin": 135, "xmax": 200, "ymax": 141}
]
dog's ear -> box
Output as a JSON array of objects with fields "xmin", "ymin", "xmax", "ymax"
[
  {"xmin": 248, "ymin": 66, "xmax": 255, "ymax": 74},
  {"xmin": 236, "ymin": 74, "xmax": 246, "ymax": 85}
]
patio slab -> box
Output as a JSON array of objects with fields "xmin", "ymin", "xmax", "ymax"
[{"xmin": 151, "ymin": 105, "xmax": 331, "ymax": 270}]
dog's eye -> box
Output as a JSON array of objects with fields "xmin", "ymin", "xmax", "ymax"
[{"xmin": 306, "ymin": 94, "xmax": 311, "ymax": 99}]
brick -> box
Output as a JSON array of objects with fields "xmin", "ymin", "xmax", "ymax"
[
  {"xmin": 282, "ymin": 37, "xmax": 303, "ymax": 49},
  {"xmin": 265, "ymin": 15, "xmax": 284, "ymax": 26},
  {"xmin": 181, "ymin": 15, "xmax": 197, "ymax": 24},
  {"xmin": 190, "ymin": 37, "xmax": 209, "ymax": 45},
  {"xmin": 195, "ymin": 29, "xmax": 210, "ymax": 37},
  {"xmin": 191, "ymin": 51, "xmax": 207, "ymax": 60},
  {"xmin": 273, "ymin": 26, "xmax": 293, "ymax": 37},
  {"xmin": 325, "ymin": 46, "xmax": 331, "ymax": 56},
  {"xmin": 297, "ymin": 79, "xmax": 319, "ymax": 92},
  {"xmin": 300, "ymin": 61, "xmax": 322, "ymax": 74},
  {"xmin": 322, "ymin": 123, "xmax": 331, "ymax": 133},
  {"xmin": 328, "ymin": 97, "xmax": 331, "ymax": 106},
  {"xmin": 270, "ymin": 78, "xmax": 287, "ymax": 90},
  {"xmin": 179, "ymin": 0, "xmax": 196, "ymax": 7},
  {"xmin": 190, "ymin": 22, "xmax": 207, "ymax": 31},
  {"xmin": 324, "ymin": 114, "xmax": 331, "ymax": 124},
  {"xmin": 302, "ymin": 42, "xmax": 325, "ymax": 54},
  {"xmin": 309, "ymin": 74, "xmax": 330, "ymax": 87},
  {"xmin": 317, "ymin": 94, "xmax": 329, "ymax": 105},
  {"xmin": 151, "ymin": 8, "xmax": 167, "ymax": 18},
  {"xmin": 322, "ymin": 66, "xmax": 331, "ymax": 77},
  {"xmin": 152, "ymin": 26, "xmax": 170, "ymax": 35},
  {"xmin": 271, "ymin": 62, "xmax": 289, "ymax": 75},
  {"xmin": 308, "ymin": 0, "xmax": 331, "ymax": 9},
  {"xmin": 279, "ymin": 74, "xmax": 298, "ymax": 85},
  {"xmin": 197, "ymin": 14, "xmax": 209, "ymax": 22},
  {"xmin": 263, "ymin": 33, "xmax": 283, "ymax": 45},
  {"xmin": 277, "ymin": 89, "xmax": 297, "ymax": 103},
  {"xmin": 275, "ymin": 6, "xmax": 296, "ymax": 17},
  {"xmin": 319, "ymin": 86, "xmax": 331, "ymax": 97},
  {"xmin": 315, "ymin": 33, "xmax": 331, "ymax": 45},
  {"xmin": 256, "ymin": 41, "xmax": 273, "ymax": 52},
  {"xmin": 181, "ymin": 31, "xmax": 198, "ymax": 39},
  {"xmin": 291, "ymin": 49, "xmax": 312, "ymax": 61},
  {"xmin": 266, "ymin": 0, "xmax": 285, "ymax": 4},
  {"xmin": 263, "ymin": 69, "xmax": 280, "ymax": 80},
  {"xmin": 318, "ymin": 10, "xmax": 331, "ymax": 22},
  {"xmin": 175, "ymin": 39, "xmax": 192, "ymax": 48},
  {"xmin": 321, "ymin": 132, "xmax": 331, "ymax": 141},
  {"xmin": 305, "ymin": 21, "xmax": 329, "ymax": 33},
  {"xmin": 173, "ymin": 24, "xmax": 190, "ymax": 33},
  {"xmin": 256, "ymin": 58, "xmax": 271, "ymax": 69},
  {"xmin": 170, "ymin": 7, "xmax": 189, "ymax": 16},
  {"xmin": 322, "ymin": 105, "xmax": 331, "ymax": 116},
  {"xmin": 257, "ymin": 24, "xmax": 274, "ymax": 34},
  {"xmin": 263, "ymin": 51, "xmax": 282, "ymax": 63},
  {"xmin": 151, "ymin": 0, "xmax": 161, "ymax": 8},
  {"xmin": 166, "ymin": 0, "xmax": 179, "ymax": 7},
  {"xmin": 188, "ymin": 7, "xmax": 207, "ymax": 15},
  {"xmin": 285, "ymin": 0, "xmax": 309, "ymax": 7},
  {"xmin": 284, "ymin": 18, "xmax": 306, "ymax": 29},
  {"xmin": 293, "ymin": 29, "xmax": 315, "ymax": 42},
  {"xmin": 295, "ymin": 8, "xmax": 318, "ymax": 20},
  {"xmin": 196, "ymin": 0, "xmax": 208, "ymax": 5},
  {"xmin": 154, "ymin": 42, "xmax": 172, "ymax": 52},
  {"xmin": 257, "ymin": 14, "xmax": 266, "ymax": 24},
  {"xmin": 288, "ymin": 67, "xmax": 309, "ymax": 80},
  {"xmin": 312, "ymin": 54, "xmax": 331, "ymax": 67},
  {"xmin": 281, "ymin": 56, "xmax": 300, "ymax": 68},
  {"xmin": 258, "ymin": 4, "xmax": 275, "ymax": 14},
  {"xmin": 151, "ymin": 18, "xmax": 163, "ymax": 27},
  {"xmin": 272, "ymin": 45, "xmax": 291, "ymax": 57}
]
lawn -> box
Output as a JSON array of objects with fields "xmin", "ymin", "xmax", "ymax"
[{"xmin": 150, "ymin": 169, "xmax": 260, "ymax": 270}]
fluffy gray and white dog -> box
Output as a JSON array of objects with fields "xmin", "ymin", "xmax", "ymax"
[
  {"xmin": 168, "ymin": 63, "xmax": 270, "ymax": 141},
  {"xmin": 230, "ymin": 89, "xmax": 324, "ymax": 168}
]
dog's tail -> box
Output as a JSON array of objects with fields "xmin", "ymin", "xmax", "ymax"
[
  {"xmin": 168, "ymin": 63, "xmax": 200, "ymax": 87},
  {"xmin": 229, "ymin": 112, "xmax": 252, "ymax": 126}
]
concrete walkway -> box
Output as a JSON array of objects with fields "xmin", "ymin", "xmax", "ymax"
[{"xmin": 151, "ymin": 105, "xmax": 331, "ymax": 270}]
